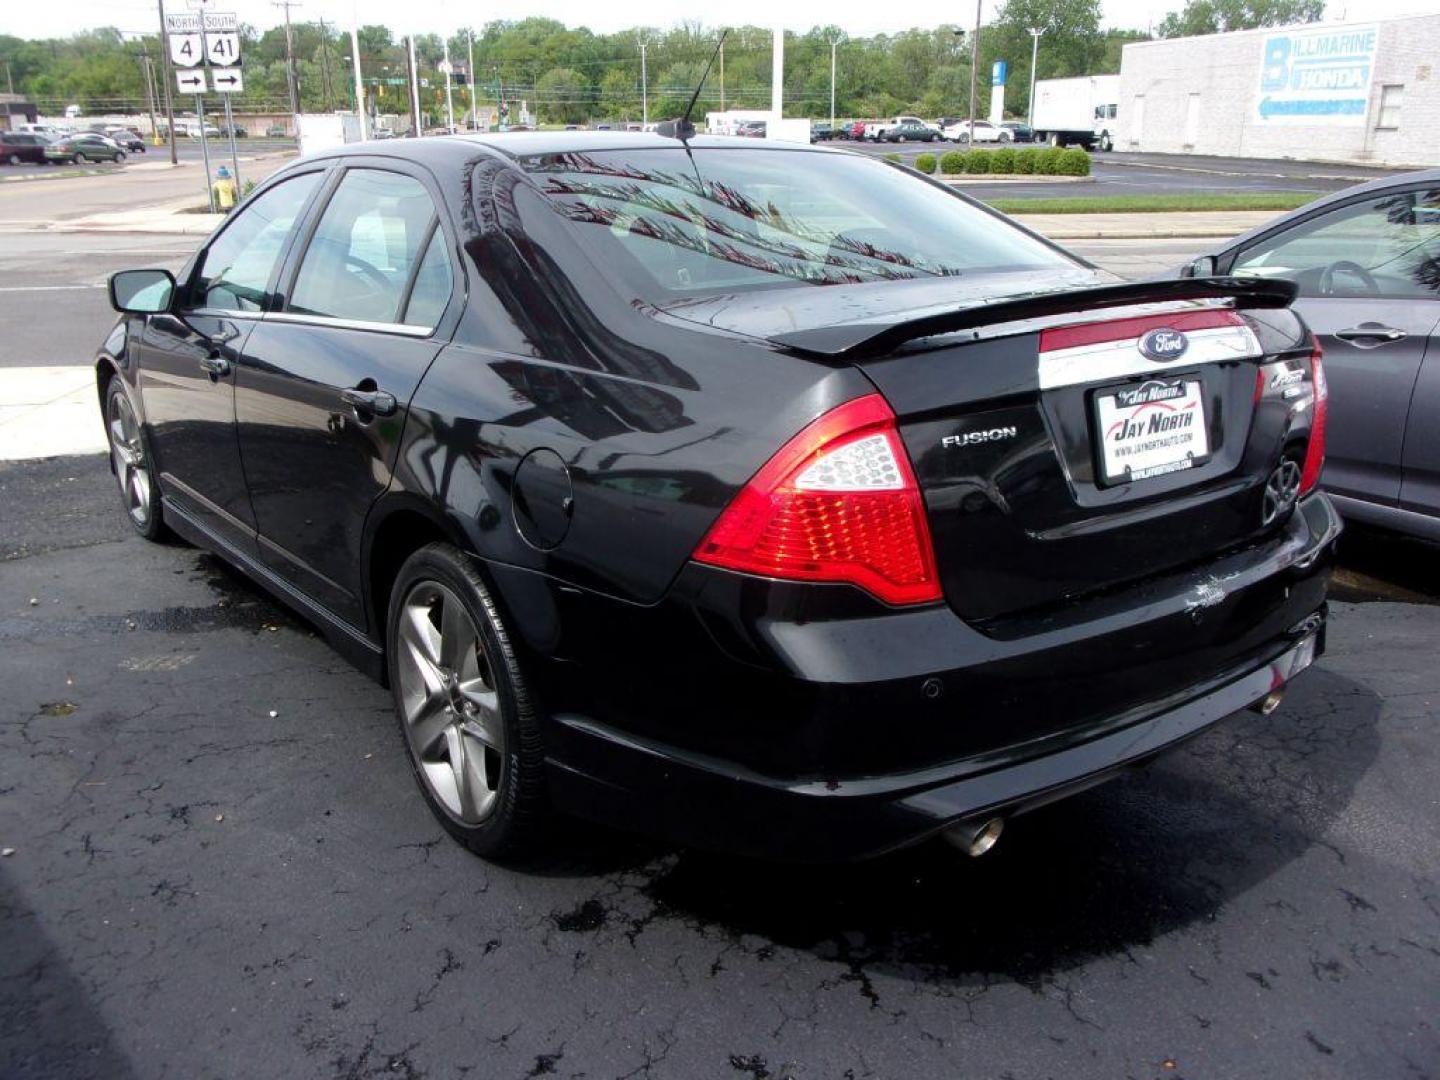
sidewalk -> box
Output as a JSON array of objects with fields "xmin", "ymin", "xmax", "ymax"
[{"xmin": 0, "ymin": 366, "xmax": 106, "ymax": 462}]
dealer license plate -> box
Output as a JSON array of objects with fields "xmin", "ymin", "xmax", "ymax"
[{"xmin": 1095, "ymin": 378, "xmax": 1210, "ymax": 484}]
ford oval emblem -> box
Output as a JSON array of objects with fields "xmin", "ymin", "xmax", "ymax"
[{"xmin": 1139, "ymin": 328, "xmax": 1188, "ymax": 362}]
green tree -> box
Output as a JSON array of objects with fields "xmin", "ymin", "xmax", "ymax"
[
  {"xmin": 1157, "ymin": 0, "xmax": 1324, "ymax": 37},
  {"xmin": 535, "ymin": 67, "xmax": 589, "ymax": 124}
]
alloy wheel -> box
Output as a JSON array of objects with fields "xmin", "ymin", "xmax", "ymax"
[
  {"xmin": 395, "ymin": 581, "xmax": 505, "ymax": 824},
  {"xmin": 107, "ymin": 389, "xmax": 152, "ymax": 528}
]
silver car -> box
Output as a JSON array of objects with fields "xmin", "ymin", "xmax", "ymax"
[{"xmin": 1181, "ymin": 170, "xmax": 1440, "ymax": 541}]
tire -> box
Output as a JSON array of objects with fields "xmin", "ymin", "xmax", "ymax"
[
  {"xmin": 387, "ymin": 542, "xmax": 548, "ymax": 860},
  {"xmin": 896, "ymin": 134, "xmax": 907, "ymax": 143},
  {"xmin": 105, "ymin": 378, "xmax": 168, "ymax": 540},
  {"xmin": 1098, "ymin": 132, "xmax": 1113, "ymax": 152},
  {"xmin": 74, "ymin": 152, "xmax": 87, "ymax": 164},
  {"xmin": 5, "ymin": 153, "xmax": 18, "ymax": 166},
  {"xmin": 1000, "ymin": 131, "xmax": 1012, "ymax": 143},
  {"xmin": 114, "ymin": 151, "xmax": 126, "ymax": 162}
]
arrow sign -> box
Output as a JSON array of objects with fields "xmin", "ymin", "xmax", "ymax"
[
  {"xmin": 176, "ymin": 69, "xmax": 208, "ymax": 94},
  {"xmin": 205, "ymin": 31, "xmax": 240, "ymax": 65},
  {"xmin": 211, "ymin": 68, "xmax": 244, "ymax": 94}
]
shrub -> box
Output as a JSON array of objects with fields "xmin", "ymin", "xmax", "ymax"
[
  {"xmin": 989, "ymin": 147, "xmax": 1016, "ymax": 175},
  {"xmin": 1037, "ymin": 146, "xmax": 1067, "ymax": 176},
  {"xmin": 963, "ymin": 149, "xmax": 990, "ymax": 174},
  {"xmin": 913, "ymin": 152, "xmax": 937, "ymax": 175},
  {"xmin": 1012, "ymin": 148, "xmax": 1038, "ymax": 175},
  {"xmin": 1059, "ymin": 147, "xmax": 1091, "ymax": 176},
  {"xmin": 883, "ymin": 151, "xmax": 902, "ymax": 163},
  {"xmin": 939, "ymin": 150, "xmax": 966, "ymax": 175}
]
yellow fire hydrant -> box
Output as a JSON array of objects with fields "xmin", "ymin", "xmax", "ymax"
[{"xmin": 212, "ymin": 166, "xmax": 238, "ymax": 213}]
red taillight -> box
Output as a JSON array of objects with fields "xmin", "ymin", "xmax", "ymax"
[
  {"xmin": 693, "ymin": 393, "xmax": 941, "ymax": 606},
  {"xmin": 1300, "ymin": 344, "xmax": 1327, "ymax": 495}
]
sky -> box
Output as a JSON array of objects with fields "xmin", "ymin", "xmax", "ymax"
[{"xmin": 5, "ymin": 0, "xmax": 1436, "ymax": 40}]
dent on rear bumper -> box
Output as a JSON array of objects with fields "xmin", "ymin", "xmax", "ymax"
[{"xmin": 543, "ymin": 494, "xmax": 1342, "ymax": 860}]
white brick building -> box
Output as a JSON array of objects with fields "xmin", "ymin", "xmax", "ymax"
[{"xmin": 1116, "ymin": 13, "xmax": 1440, "ymax": 166}]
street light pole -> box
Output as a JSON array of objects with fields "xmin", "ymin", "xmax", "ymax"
[
  {"xmin": 442, "ymin": 34, "xmax": 455, "ymax": 132},
  {"xmin": 639, "ymin": 38, "xmax": 648, "ymax": 127},
  {"xmin": 408, "ymin": 33, "xmax": 422, "ymax": 136},
  {"xmin": 349, "ymin": 22, "xmax": 366, "ymax": 139},
  {"xmin": 1027, "ymin": 27, "xmax": 1045, "ymax": 129},
  {"xmin": 967, "ymin": 0, "xmax": 981, "ymax": 140},
  {"xmin": 829, "ymin": 35, "xmax": 841, "ymax": 133},
  {"xmin": 467, "ymin": 29, "xmax": 477, "ymax": 131},
  {"xmin": 156, "ymin": 0, "xmax": 178, "ymax": 163}
]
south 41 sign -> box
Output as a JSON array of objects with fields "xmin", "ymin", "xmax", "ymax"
[{"xmin": 205, "ymin": 31, "xmax": 241, "ymax": 66}]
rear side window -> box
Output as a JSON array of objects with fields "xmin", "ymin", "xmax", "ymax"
[
  {"xmin": 288, "ymin": 169, "xmax": 448, "ymax": 326},
  {"xmin": 191, "ymin": 171, "xmax": 321, "ymax": 311},
  {"xmin": 401, "ymin": 229, "xmax": 453, "ymax": 329}
]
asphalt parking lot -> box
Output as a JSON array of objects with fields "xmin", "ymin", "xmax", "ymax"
[{"xmin": 2, "ymin": 185, "xmax": 1438, "ymax": 1078}]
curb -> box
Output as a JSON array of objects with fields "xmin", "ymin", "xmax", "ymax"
[
  {"xmin": 940, "ymin": 175, "xmax": 1094, "ymax": 185},
  {"xmin": 1100, "ymin": 156, "xmax": 1405, "ymax": 182}
]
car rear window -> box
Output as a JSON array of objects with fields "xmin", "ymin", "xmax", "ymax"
[{"xmin": 519, "ymin": 146, "xmax": 1073, "ymax": 301}]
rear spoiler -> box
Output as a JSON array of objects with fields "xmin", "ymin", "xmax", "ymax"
[{"xmin": 768, "ymin": 276, "xmax": 1298, "ymax": 360}]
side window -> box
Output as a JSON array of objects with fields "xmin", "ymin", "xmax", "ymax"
[
  {"xmin": 1232, "ymin": 189, "xmax": 1440, "ymax": 299},
  {"xmin": 288, "ymin": 169, "xmax": 443, "ymax": 325},
  {"xmin": 190, "ymin": 172, "xmax": 321, "ymax": 312},
  {"xmin": 401, "ymin": 228, "xmax": 454, "ymax": 329}
]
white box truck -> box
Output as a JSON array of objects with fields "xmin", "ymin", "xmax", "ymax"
[{"xmin": 1032, "ymin": 75, "xmax": 1120, "ymax": 151}]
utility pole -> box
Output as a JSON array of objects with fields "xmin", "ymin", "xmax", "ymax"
[
  {"xmin": 156, "ymin": 0, "xmax": 178, "ymax": 164},
  {"xmin": 467, "ymin": 29, "xmax": 477, "ymax": 130},
  {"xmin": 967, "ymin": 0, "xmax": 981, "ymax": 140},
  {"xmin": 318, "ymin": 17, "xmax": 334, "ymax": 112},
  {"xmin": 719, "ymin": 37, "xmax": 724, "ymax": 111},
  {"xmin": 273, "ymin": 0, "xmax": 301, "ymax": 121},
  {"xmin": 1027, "ymin": 27, "xmax": 1045, "ymax": 129},
  {"xmin": 349, "ymin": 22, "xmax": 366, "ymax": 139},
  {"xmin": 138, "ymin": 49, "xmax": 159, "ymax": 143},
  {"xmin": 407, "ymin": 33, "xmax": 422, "ymax": 136},
  {"xmin": 4, "ymin": 62, "xmax": 12, "ymax": 96},
  {"xmin": 639, "ymin": 36, "xmax": 648, "ymax": 126}
]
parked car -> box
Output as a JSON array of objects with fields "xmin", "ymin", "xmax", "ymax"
[
  {"xmin": 884, "ymin": 120, "xmax": 939, "ymax": 143},
  {"xmin": 99, "ymin": 132, "xmax": 1337, "ymax": 862},
  {"xmin": 218, "ymin": 123, "xmax": 248, "ymax": 138},
  {"xmin": 44, "ymin": 133, "xmax": 127, "ymax": 164},
  {"xmin": 735, "ymin": 119, "xmax": 767, "ymax": 138},
  {"xmin": 810, "ymin": 122, "xmax": 834, "ymax": 142},
  {"xmin": 106, "ymin": 128, "xmax": 147, "ymax": 152},
  {"xmin": 864, "ymin": 115, "xmax": 931, "ymax": 142},
  {"xmin": 999, "ymin": 121, "xmax": 1036, "ymax": 143},
  {"xmin": 1179, "ymin": 169, "xmax": 1440, "ymax": 541},
  {"xmin": 0, "ymin": 131, "xmax": 48, "ymax": 165},
  {"xmin": 266, "ymin": 124, "xmax": 289, "ymax": 138},
  {"xmin": 944, "ymin": 119, "xmax": 1003, "ymax": 143},
  {"xmin": 847, "ymin": 120, "xmax": 868, "ymax": 140}
]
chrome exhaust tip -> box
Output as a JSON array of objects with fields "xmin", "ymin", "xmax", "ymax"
[
  {"xmin": 943, "ymin": 816, "xmax": 1005, "ymax": 857},
  {"xmin": 1251, "ymin": 688, "xmax": 1285, "ymax": 716}
]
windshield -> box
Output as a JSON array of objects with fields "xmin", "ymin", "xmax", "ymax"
[{"xmin": 520, "ymin": 147, "xmax": 1074, "ymax": 302}]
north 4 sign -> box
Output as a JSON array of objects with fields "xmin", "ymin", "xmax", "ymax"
[
  {"xmin": 169, "ymin": 32, "xmax": 203, "ymax": 68},
  {"xmin": 205, "ymin": 31, "xmax": 240, "ymax": 65},
  {"xmin": 176, "ymin": 69, "xmax": 207, "ymax": 94},
  {"xmin": 211, "ymin": 68, "xmax": 244, "ymax": 94}
]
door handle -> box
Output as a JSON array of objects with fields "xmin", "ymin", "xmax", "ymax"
[
  {"xmin": 198, "ymin": 354, "xmax": 231, "ymax": 377},
  {"xmin": 1335, "ymin": 324, "xmax": 1406, "ymax": 345},
  {"xmin": 340, "ymin": 386, "xmax": 398, "ymax": 417}
]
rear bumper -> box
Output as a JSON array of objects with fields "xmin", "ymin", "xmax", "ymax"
[{"xmin": 539, "ymin": 494, "xmax": 1342, "ymax": 861}]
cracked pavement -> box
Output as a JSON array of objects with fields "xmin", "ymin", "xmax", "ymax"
[{"xmin": 2, "ymin": 453, "xmax": 1438, "ymax": 1080}]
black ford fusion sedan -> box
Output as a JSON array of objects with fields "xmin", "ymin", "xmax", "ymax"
[{"xmin": 99, "ymin": 132, "xmax": 1339, "ymax": 862}]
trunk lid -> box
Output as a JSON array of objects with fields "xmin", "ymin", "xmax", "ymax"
[{"xmin": 668, "ymin": 275, "xmax": 1316, "ymax": 623}]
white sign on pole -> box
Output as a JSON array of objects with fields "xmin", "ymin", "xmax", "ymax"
[
  {"xmin": 205, "ymin": 31, "xmax": 240, "ymax": 65},
  {"xmin": 176, "ymin": 69, "xmax": 208, "ymax": 94},
  {"xmin": 211, "ymin": 68, "xmax": 244, "ymax": 93},
  {"xmin": 201, "ymin": 11, "xmax": 239, "ymax": 31},
  {"xmin": 165, "ymin": 12, "xmax": 202, "ymax": 67}
]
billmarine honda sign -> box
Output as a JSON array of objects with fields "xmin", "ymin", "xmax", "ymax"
[{"xmin": 1114, "ymin": 12, "xmax": 1439, "ymax": 166}]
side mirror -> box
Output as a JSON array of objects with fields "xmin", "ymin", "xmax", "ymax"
[
  {"xmin": 109, "ymin": 268, "xmax": 175, "ymax": 314},
  {"xmin": 1180, "ymin": 255, "xmax": 1217, "ymax": 279}
]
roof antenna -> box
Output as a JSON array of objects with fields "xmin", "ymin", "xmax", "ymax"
[{"xmin": 657, "ymin": 30, "xmax": 727, "ymax": 142}]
